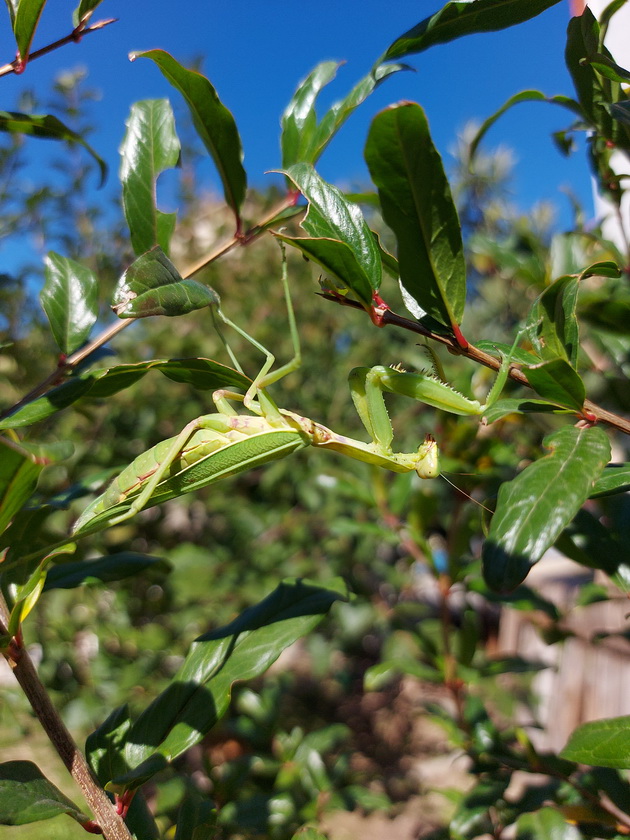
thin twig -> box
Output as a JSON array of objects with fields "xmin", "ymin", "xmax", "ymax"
[
  {"xmin": 0, "ymin": 18, "xmax": 117, "ymax": 78},
  {"xmin": 0, "ymin": 195, "xmax": 300, "ymax": 423},
  {"xmin": 0, "ymin": 593, "xmax": 132, "ymax": 840}
]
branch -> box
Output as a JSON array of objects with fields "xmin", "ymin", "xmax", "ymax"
[
  {"xmin": 0, "ymin": 195, "xmax": 301, "ymax": 423},
  {"xmin": 0, "ymin": 18, "xmax": 118, "ymax": 78},
  {"xmin": 320, "ymin": 294, "xmax": 630, "ymax": 437},
  {"xmin": 0, "ymin": 594, "xmax": 132, "ymax": 839}
]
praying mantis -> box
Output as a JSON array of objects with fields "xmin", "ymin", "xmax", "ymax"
[{"xmin": 72, "ymin": 249, "xmax": 514, "ymax": 537}]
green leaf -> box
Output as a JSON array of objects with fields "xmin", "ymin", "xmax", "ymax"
[
  {"xmin": 450, "ymin": 777, "xmax": 510, "ymax": 839},
  {"xmin": 0, "ymin": 358, "xmax": 249, "ymax": 430},
  {"xmin": 10, "ymin": 0, "xmax": 46, "ymax": 63},
  {"xmin": 468, "ymin": 90, "xmax": 584, "ymax": 163},
  {"xmin": 382, "ymin": 0, "xmax": 563, "ymax": 61},
  {"xmin": 131, "ymin": 50, "xmax": 246, "ymax": 226},
  {"xmin": 86, "ymin": 705, "xmax": 133, "ymax": 787},
  {"xmin": 565, "ymin": 9, "xmax": 613, "ymax": 132},
  {"xmin": 120, "ymin": 100, "xmax": 180, "ymax": 256},
  {"xmin": 281, "ymin": 61, "xmax": 340, "ymax": 169},
  {"xmin": 72, "ymin": 0, "xmax": 105, "ymax": 26},
  {"xmin": 4, "ymin": 0, "xmax": 18, "ymax": 28},
  {"xmin": 483, "ymin": 397, "xmax": 575, "ymax": 424},
  {"xmin": 524, "ymin": 359, "xmax": 586, "ymax": 412},
  {"xmin": 0, "ymin": 111, "xmax": 106, "ymax": 185},
  {"xmin": 279, "ymin": 163, "xmax": 380, "ymax": 307},
  {"xmin": 44, "ymin": 553, "xmax": 169, "ymax": 590},
  {"xmin": 112, "ymin": 579, "xmax": 348, "ymax": 793},
  {"xmin": 591, "ymin": 463, "xmax": 630, "ymax": 498},
  {"xmin": 579, "ymin": 260, "xmax": 621, "ymax": 280},
  {"xmin": 0, "ymin": 761, "xmax": 88, "ymax": 826},
  {"xmin": 364, "ymin": 102, "xmax": 465, "ymax": 332},
  {"xmin": 584, "ymin": 52, "xmax": 630, "ymax": 84},
  {"xmin": 560, "ymin": 716, "xmax": 630, "ymax": 768},
  {"xmin": 281, "ymin": 61, "xmax": 407, "ymax": 169},
  {"xmin": 112, "ymin": 247, "xmax": 218, "ymax": 318},
  {"xmin": 0, "ymin": 442, "xmax": 42, "ymax": 534},
  {"xmin": 527, "ymin": 275, "xmax": 580, "ymax": 367},
  {"xmin": 483, "ymin": 426, "xmax": 611, "ymax": 592},
  {"xmin": 556, "ymin": 509, "xmax": 627, "ymax": 579},
  {"xmin": 40, "ymin": 252, "xmax": 98, "ymax": 354},
  {"xmin": 515, "ymin": 807, "xmax": 582, "ymax": 839}
]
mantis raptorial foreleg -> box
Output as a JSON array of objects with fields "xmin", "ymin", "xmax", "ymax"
[{"xmin": 73, "ymin": 245, "xmax": 516, "ymax": 537}]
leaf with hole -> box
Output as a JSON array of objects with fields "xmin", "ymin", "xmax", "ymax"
[
  {"xmin": 131, "ymin": 50, "xmax": 246, "ymax": 226},
  {"xmin": 120, "ymin": 99, "xmax": 180, "ymax": 256}
]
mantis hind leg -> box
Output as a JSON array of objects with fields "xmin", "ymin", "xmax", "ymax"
[{"xmin": 214, "ymin": 241, "xmax": 301, "ymax": 422}]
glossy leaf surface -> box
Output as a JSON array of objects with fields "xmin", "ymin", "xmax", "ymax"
[
  {"xmin": 365, "ymin": 103, "xmax": 465, "ymax": 331},
  {"xmin": 0, "ymin": 761, "xmax": 87, "ymax": 826},
  {"xmin": 483, "ymin": 426, "xmax": 610, "ymax": 592},
  {"xmin": 9, "ymin": 0, "xmax": 46, "ymax": 61},
  {"xmin": 111, "ymin": 578, "xmax": 348, "ymax": 793},
  {"xmin": 281, "ymin": 61, "xmax": 339, "ymax": 168},
  {"xmin": 0, "ymin": 444, "xmax": 42, "ymax": 534},
  {"xmin": 72, "ymin": 0, "xmax": 105, "ymax": 25},
  {"xmin": 515, "ymin": 807, "xmax": 581, "ymax": 839},
  {"xmin": 560, "ymin": 716, "xmax": 630, "ymax": 769},
  {"xmin": 527, "ymin": 275, "xmax": 579, "ymax": 366},
  {"xmin": 281, "ymin": 61, "xmax": 406, "ymax": 168},
  {"xmin": 382, "ymin": 0, "xmax": 563, "ymax": 61},
  {"xmin": 524, "ymin": 359, "xmax": 586, "ymax": 412},
  {"xmin": 112, "ymin": 247, "xmax": 218, "ymax": 318},
  {"xmin": 120, "ymin": 99, "xmax": 180, "ymax": 256},
  {"xmin": 591, "ymin": 462, "xmax": 630, "ymax": 497},
  {"xmin": 131, "ymin": 49, "xmax": 246, "ymax": 224},
  {"xmin": 40, "ymin": 252, "xmax": 98, "ymax": 354},
  {"xmin": 86, "ymin": 705, "xmax": 134, "ymax": 789},
  {"xmin": 0, "ymin": 111, "xmax": 106, "ymax": 185},
  {"xmin": 280, "ymin": 163, "xmax": 380, "ymax": 307}
]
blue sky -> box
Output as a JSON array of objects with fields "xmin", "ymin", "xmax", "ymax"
[{"xmin": 3, "ymin": 1, "xmax": 593, "ymax": 261}]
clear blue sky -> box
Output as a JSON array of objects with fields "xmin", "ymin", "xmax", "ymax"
[{"xmin": 3, "ymin": 1, "xmax": 592, "ymax": 258}]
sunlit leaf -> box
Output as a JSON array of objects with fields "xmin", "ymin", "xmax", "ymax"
[
  {"xmin": 364, "ymin": 103, "xmax": 465, "ymax": 332},
  {"xmin": 112, "ymin": 247, "xmax": 218, "ymax": 318},
  {"xmin": 0, "ymin": 761, "xmax": 88, "ymax": 826},
  {"xmin": 280, "ymin": 163, "xmax": 380, "ymax": 307},
  {"xmin": 120, "ymin": 99, "xmax": 180, "ymax": 256},
  {"xmin": 10, "ymin": 0, "xmax": 46, "ymax": 63},
  {"xmin": 0, "ymin": 442, "xmax": 43, "ymax": 534},
  {"xmin": 524, "ymin": 359, "xmax": 586, "ymax": 412},
  {"xmin": 561, "ymin": 716, "xmax": 630, "ymax": 769},
  {"xmin": 131, "ymin": 49, "xmax": 247, "ymax": 226},
  {"xmin": 591, "ymin": 462, "xmax": 630, "ymax": 497},
  {"xmin": 527, "ymin": 275, "xmax": 579, "ymax": 367},
  {"xmin": 483, "ymin": 426, "xmax": 611, "ymax": 592},
  {"xmin": 40, "ymin": 252, "xmax": 98, "ymax": 354},
  {"xmin": 281, "ymin": 60, "xmax": 407, "ymax": 168},
  {"xmin": 72, "ymin": 0, "xmax": 105, "ymax": 26},
  {"xmin": 515, "ymin": 807, "xmax": 581, "ymax": 839},
  {"xmin": 382, "ymin": 0, "xmax": 563, "ymax": 61}
]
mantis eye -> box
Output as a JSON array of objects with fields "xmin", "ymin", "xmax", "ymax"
[{"xmin": 415, "ymin": 434, "xmax": 439, "ymax": 479}]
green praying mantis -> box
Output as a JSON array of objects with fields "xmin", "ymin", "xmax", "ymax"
[{"xmin": 72, "ymin": 249, "xmax": 514, "ymax": 537}]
